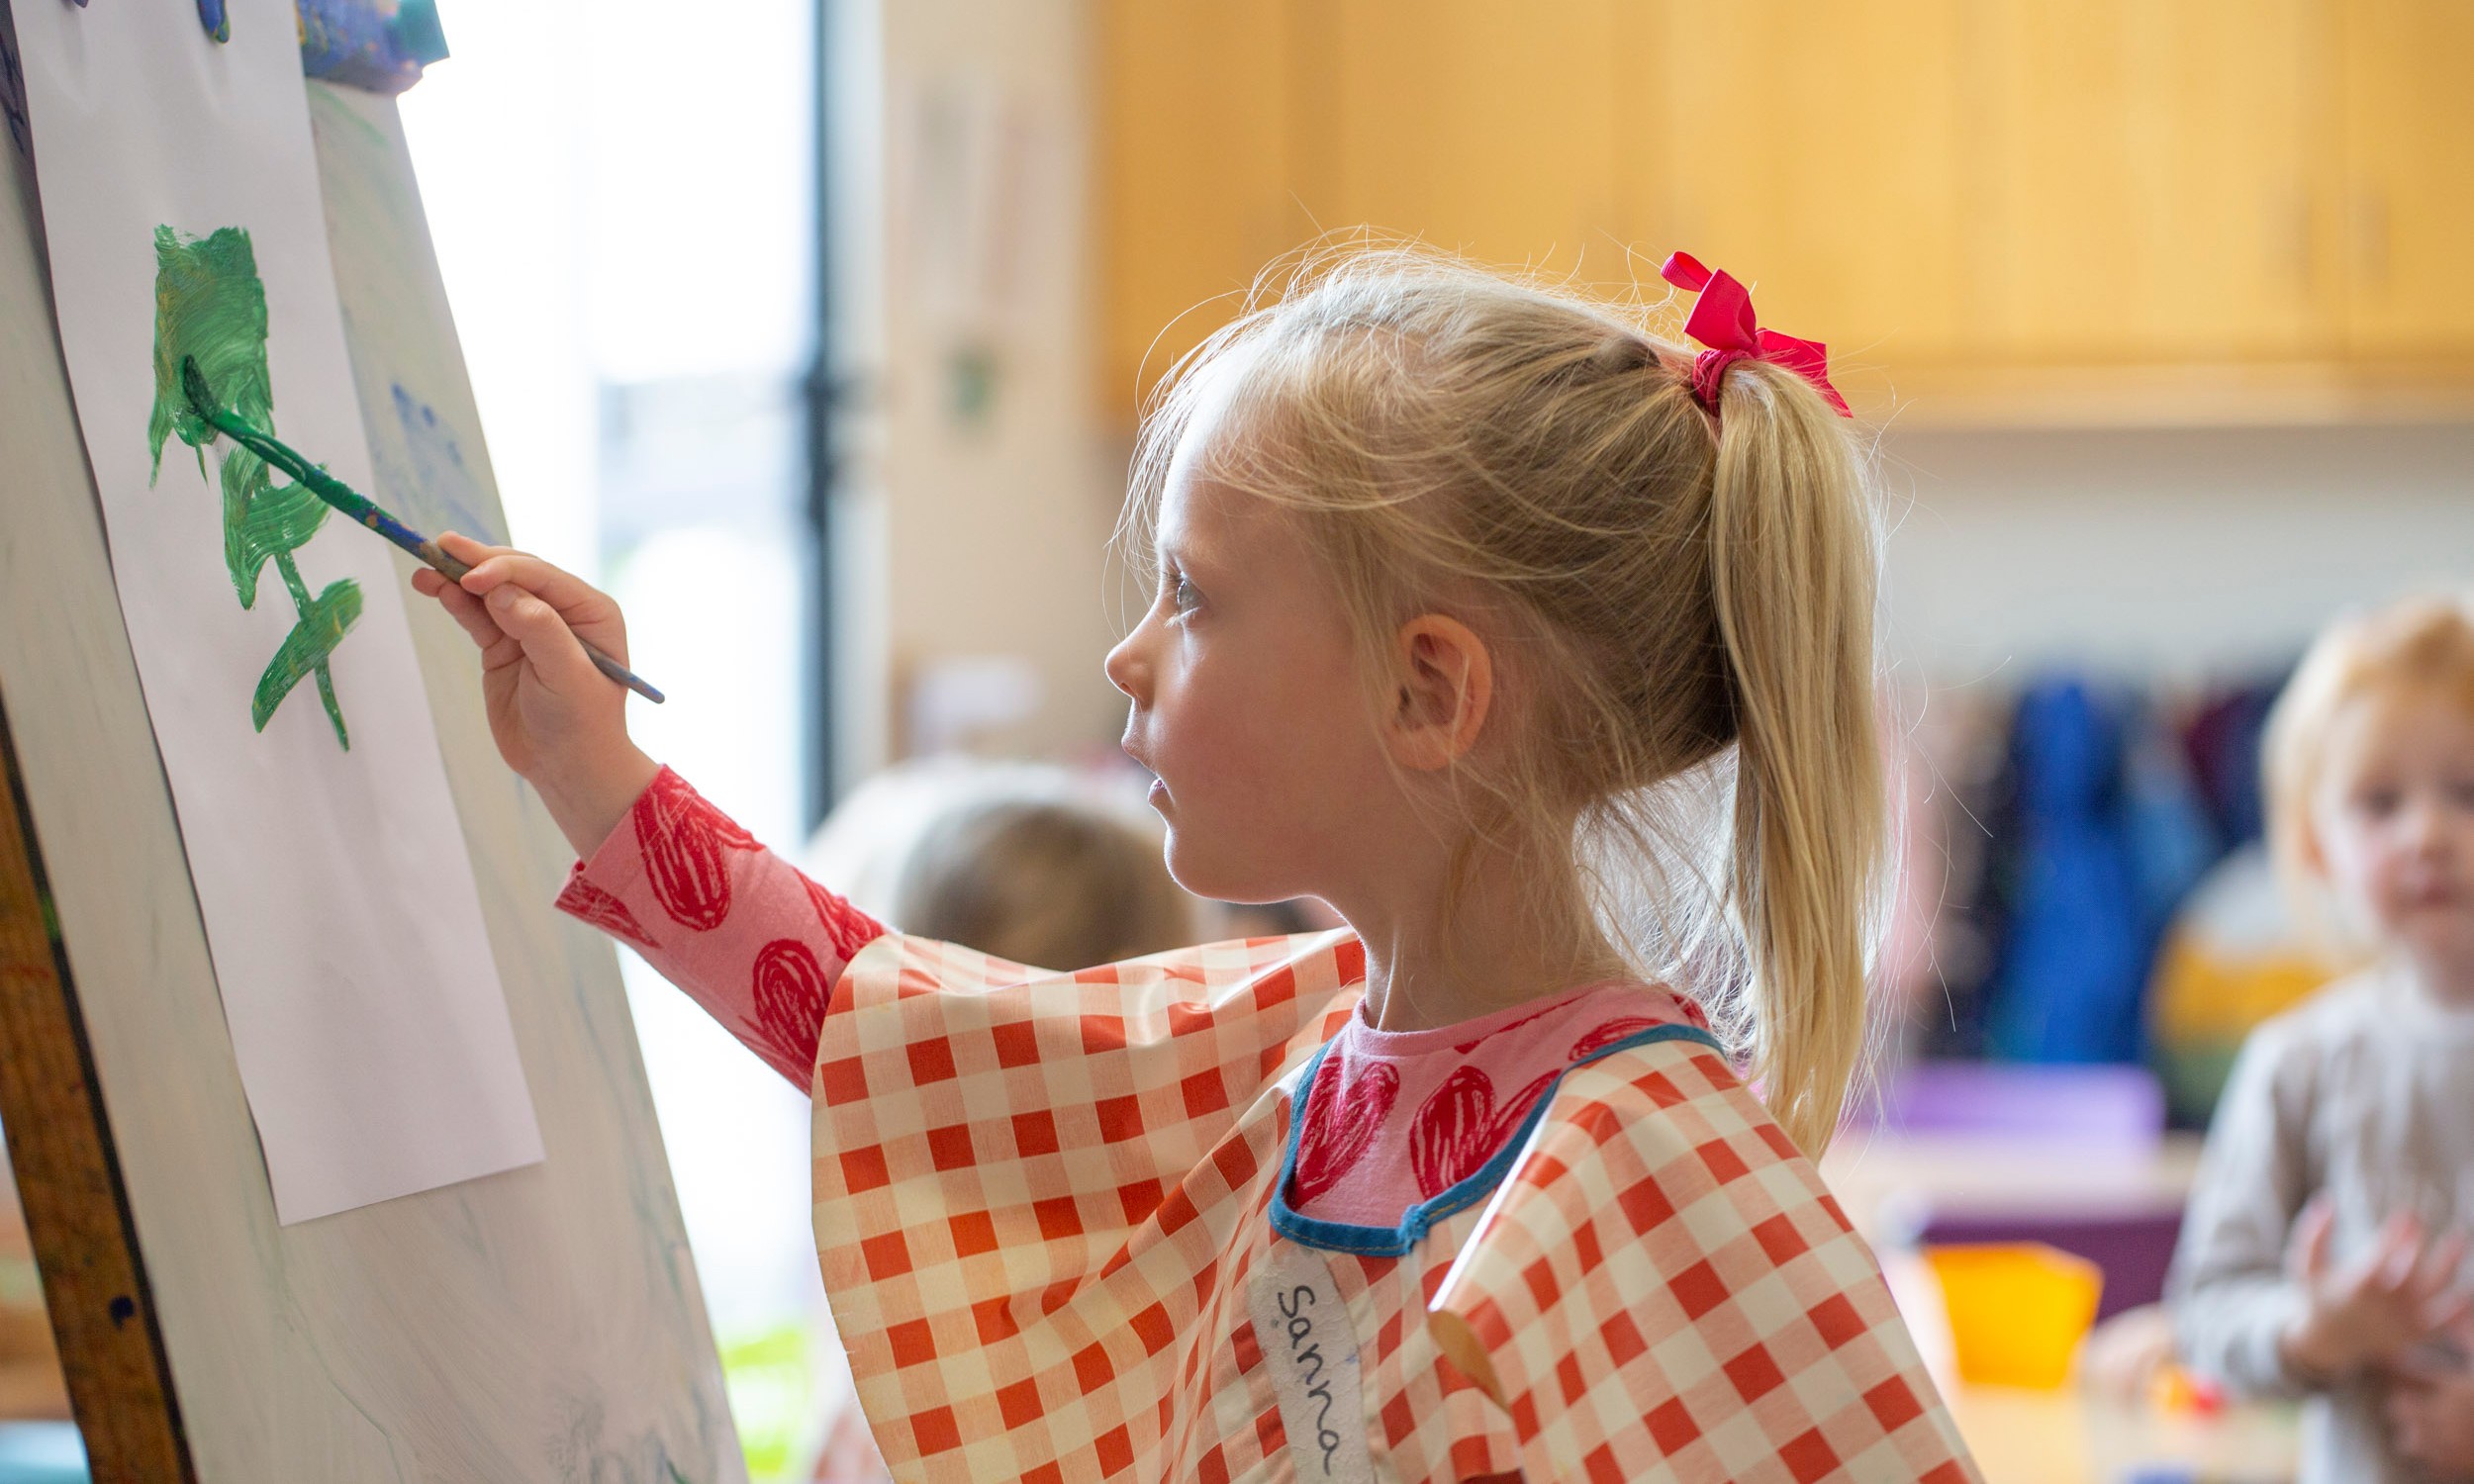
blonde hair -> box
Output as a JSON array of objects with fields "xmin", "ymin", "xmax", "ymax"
[
  {"xmin": 2263, "ymin": 593, "xmax": 2474, "ymax": 911},
  {"xmin": 1122, "ymin": 247, "xmax": 1885, "ymax": 1156},
  {"xmin": 895, "ymin": 795, "xmax": 1199, "ymax": 971}
]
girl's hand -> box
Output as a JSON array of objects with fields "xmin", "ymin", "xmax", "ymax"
[
  {"xmin": 2278, "ymin": 1201, "xmax": 2473, "ymax": 1381},
  {"xmin": 411, "ymin": 532, "xmax": 659, "ymax": 857},
  {"xmin": 2387, "ymin": 1360, "xmax": 2474, "ymax": 1480}
]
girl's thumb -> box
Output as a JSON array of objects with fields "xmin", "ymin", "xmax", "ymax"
[{"xmin": 487, "ymin": 583, "xmax": 598, "ymax": 692}]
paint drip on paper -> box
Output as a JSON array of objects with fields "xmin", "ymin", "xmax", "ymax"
[{"xmin": 146, "ymin": 225, "xmax": 362, "ymax": 748}]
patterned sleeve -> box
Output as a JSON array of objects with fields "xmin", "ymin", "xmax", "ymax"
[
  {"xmin": 1428, "ymin": 1040, "xmax": 1980, "ymax": 1483},
  {"xmin": 553, "ymin": 766, "xmax": 888, "ymax": 1088}
]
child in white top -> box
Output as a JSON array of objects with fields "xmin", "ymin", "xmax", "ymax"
[
  {"xmin": 414, "ymin": 248, "xmax": 1976, "ymax": 1482},
  {"xmin": 2171, "ymin": 594, "xmax": 2474, "ymax": 1482}
]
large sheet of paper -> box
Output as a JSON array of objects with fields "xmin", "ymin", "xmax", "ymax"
[{"xmin": 14, "ymin": 0, "xmax": 542, "ymax": 1223}]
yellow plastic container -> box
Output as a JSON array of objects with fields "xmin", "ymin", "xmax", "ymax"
[{"xmin": 1923, "ymin": 1242, "xmax": 2104, "ymax": 1390}]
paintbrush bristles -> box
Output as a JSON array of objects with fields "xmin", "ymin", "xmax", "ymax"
[{"xmin": 179, "ymin": 355, "xmax": 222, "ymax": 429}]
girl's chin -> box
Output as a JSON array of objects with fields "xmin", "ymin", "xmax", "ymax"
[{"xmin": 1160, "ymin": 829, "xmax": 1275, "ymax": 906}]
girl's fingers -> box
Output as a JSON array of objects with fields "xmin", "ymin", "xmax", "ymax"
[
  {"xmin": 414, "ymin": 567, "xmax": 508, "ymax": 651},
  {"xmin": 2424, "ymin": 1288, "xmax": 2474, "ymax": 1339},
  {"xmin": 483, "ymin": 582, "xmax": 602, "ymax": 693},
  {"xmin": 435, "ymin": 529, "xmax": 516, "ymax": 567},
  {"xmin": 454, "ymin": 550, "xmax": 617, "ymax": 627},
  {"xmin": 2413, "ymin": 1230, "xmax": 2471, "ymax": 1299},
  {"xmin": 2382, "ymin": 1215, "xmax": 2430, "ymax": 1288}
]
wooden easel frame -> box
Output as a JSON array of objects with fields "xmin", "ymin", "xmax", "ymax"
[{"xmin": 0, "ymin": 696, "xmax": 192, "ymax": 1481}]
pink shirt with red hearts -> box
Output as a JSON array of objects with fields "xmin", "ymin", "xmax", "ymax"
[{"xmin": 1288, "ymin": 982, "xmax": 1712, "ymax": 1229}]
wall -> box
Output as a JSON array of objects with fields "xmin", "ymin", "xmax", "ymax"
[
  {"xmin": 829, "ymin": 0, "xmax": 1127, "ymax": 788},
  {"xmin": 1881, "ymin": 423, "xmax": 2474, "ymax": 687}
]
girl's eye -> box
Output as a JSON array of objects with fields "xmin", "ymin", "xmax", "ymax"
[
  {"xmin": 2354, "ymin": 788, "xmax": 2403, "ymax": 819},
  {"xmin": 1172, "ymin": 575, "xmax": 1201, "ymax": 614}
]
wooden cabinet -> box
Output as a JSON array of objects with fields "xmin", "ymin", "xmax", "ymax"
[
  {"xmin": 1095, "ymin": 0, "xmax": 1623, "ymax": 412},
  {"xmin": 1623, "ymin": 0, "xmax": 1980, "ymax": 367},
  {"xmin": 1300, "ymin": 0, "xmax": 1620, "ymax": 276},
  {"xmin": 2340, "ymin": 0, "xmax": 2474, "ymax": 356},
  {"xmin": 1095, "ymin": 1, "xmax": 1305, "ymax": 413},
  {"xmin": 1973, "ymin": 0, "xmax": 2331, "ymax": 362},
  {"xmin": 1095, "ymin": 1, "xmax": 2474, "ymax": 423}
]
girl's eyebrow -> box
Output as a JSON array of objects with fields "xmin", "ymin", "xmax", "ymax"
[{"xmin": 1155, "ymin": 528, "xmax": 1216, "ymax": 574}]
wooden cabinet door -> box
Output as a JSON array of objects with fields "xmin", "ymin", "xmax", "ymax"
[
  {"xmin": 1624, "ymin": 0, "xmax": 1978, "ymax": 371},
  {"xmin": 2339, "ymin": 0, "xmax": 2474, "ymax": 356},
  {"xmin": 1095, "ymin": 1, "xmax": 1307, "ymax": 417},
  {"xmin": 1296, "ymin": 0, "xmax": 1621, "ymax": 277},
  {"xmin": 1976, "ymin": 0, "xmax": 2331, "ymax": 362}
]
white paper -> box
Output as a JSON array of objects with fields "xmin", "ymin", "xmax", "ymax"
[{"xmin": 14, "ymin": 0, "xmax": 542, "ymax": 1223}]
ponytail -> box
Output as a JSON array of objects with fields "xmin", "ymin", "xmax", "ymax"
[{"xmin": 1705, "ymin": 360, "xmax": 1884, "ymax": 1158}]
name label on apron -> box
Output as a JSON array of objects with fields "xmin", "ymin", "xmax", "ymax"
[{"xmin": 1245, "ymin": 1242, "xmax": 1376, "ymax": 1484}]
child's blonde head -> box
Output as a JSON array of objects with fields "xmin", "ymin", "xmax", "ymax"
[
  {"xmin": 809, "ymin": 759, "xmax": 1201, "ymax": 972},
  {"xmin": 2264, "ymin": 593, "xmax": 2474, "ymax": 910},
  {"xmin": 893, "ymin": 795, "xmax": 1199, "ymax": 972},
  {"xmin": 1124, "ymin": 246, "xmax": 1885, "ymax": 1155}
]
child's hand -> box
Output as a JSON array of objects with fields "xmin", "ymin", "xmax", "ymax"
[
  {"xmin": 411, "ymin": 533, "xmax": 658, "ymax": 856},
  {"xmin": 2278, "ymin": 1200, "xmax": 2473, "ymax": 1381},
  {"xmin": 2387, "ymin": 1360, "xmax": 2474, "ymax": 1480}
]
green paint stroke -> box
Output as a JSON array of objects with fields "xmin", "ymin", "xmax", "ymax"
[
  {"xmin": 146, "ymin": 226, "xmax": 360, "ymax": 749},
  {"xmin": 251, "ymin": 580, "xmax": 361, "ymax": 740}
]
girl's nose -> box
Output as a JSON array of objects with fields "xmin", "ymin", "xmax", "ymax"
[
  {"xmin": 1104, "ymin": 629, "xmax": 1148, "ymax": 703},
  {"xmin": 2401, "ymin": 796, "xmax": 2451, "ymax": 854}
]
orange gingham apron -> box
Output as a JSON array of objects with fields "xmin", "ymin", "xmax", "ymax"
[{"xmin": 810, "ymin": 930, "xmax": 1979, "ymax": 1483}]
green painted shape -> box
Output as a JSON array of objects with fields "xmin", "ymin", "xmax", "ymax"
[
  {"xmin": 251, "ymin": 579, "xmax": 362, "ymax": 747},
  {"xmin": 148, "ymin": 225, "xmax": 360, "ymax": 750},
  {"xmin": 223, "ymin": 476, "xmax": 331, "ymax": 609},
  {"xmin": 147, "ymin": 226, "xmax": 327, "ymax": 607}
]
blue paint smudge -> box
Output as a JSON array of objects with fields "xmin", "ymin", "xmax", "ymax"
[
  {"xmin": 389, "ymin": 381, "xmax": 503, "ymax": 545},
  {"xmin": 0, "ymin": 14, "xmax": 29, "ymax": 160}
]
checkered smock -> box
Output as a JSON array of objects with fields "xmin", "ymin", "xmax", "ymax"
[{"xmin": 562, "ymin": 770, "xmax": 1980, "ymax": 1483}]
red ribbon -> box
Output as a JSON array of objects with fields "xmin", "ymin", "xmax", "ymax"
[{"xmin": 1660, "ymin": 251, "xmax": 1850, "ymax": 417}]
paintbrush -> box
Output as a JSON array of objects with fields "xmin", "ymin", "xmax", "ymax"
[{"xmin": 180, "ymin": 356, "xmax": 665, "ymax": 704}]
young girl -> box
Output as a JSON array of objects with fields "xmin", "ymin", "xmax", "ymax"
[
  {"xmin": 2171, "ymin": 596, "xmax": 2474, "ymax": 1484},
  {"xmin": 416, "ymin": 250, "xmax": 1976, "ymax": 1482}
]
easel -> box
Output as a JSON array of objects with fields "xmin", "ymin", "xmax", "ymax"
[
  {"xmin": 0, "ymin": 700, "xmax": 191, "ymax": 1481},
  {"xmin": 0, "ymin": 9, "xmax": 743, "ymax": 1478}
]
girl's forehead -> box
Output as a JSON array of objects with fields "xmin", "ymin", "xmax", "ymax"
[{"xmin": 1156, "ymin": 467, "xmax": 1271, "ymax": 561}]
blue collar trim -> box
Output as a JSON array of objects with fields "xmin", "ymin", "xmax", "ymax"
[{"xmin": 1266, "ymin": 1021, "xmax": 1725, "ymax": 1258}]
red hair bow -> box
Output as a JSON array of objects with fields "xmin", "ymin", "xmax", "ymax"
[{"xmin": 1660, "ymin": 250, "xmax": 1850, "ymax": 417}]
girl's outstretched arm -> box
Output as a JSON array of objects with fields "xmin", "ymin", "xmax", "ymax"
[
  {"xmin": 553, "ymin": 767, "xmax": 887, "ymax": 1089},
  {"xmin": 411, "ymin": 535, "xmax": 884, "ymax": 1086}
]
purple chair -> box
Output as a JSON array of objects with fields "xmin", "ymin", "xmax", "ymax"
[{"xmin": 1863, "ymin": 1061, "xmax": 2165, "ymax": 1150}]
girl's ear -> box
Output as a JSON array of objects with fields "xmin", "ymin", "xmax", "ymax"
[{"xmin": 1385, "ymin": 614, "xmax": 1493, "ymax": 772}]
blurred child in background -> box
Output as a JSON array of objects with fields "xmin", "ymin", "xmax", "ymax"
[
  {"xmin": 2169, "ymin": 594, "xmax": 2474, "ymax": 1482},
  {"xmin": 804, "ymin": 758, "xmax": 1203, "ymax": 972}
]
